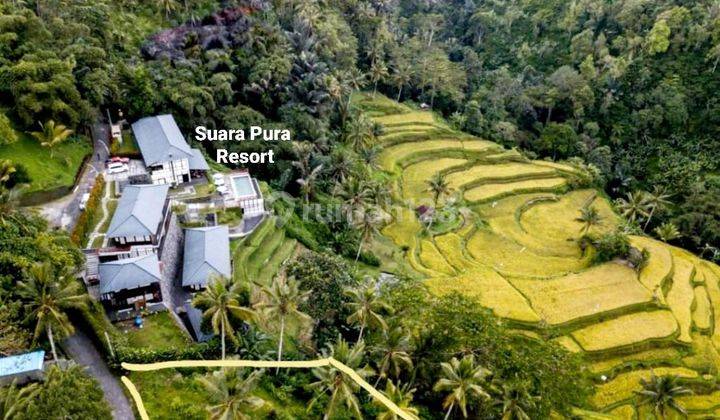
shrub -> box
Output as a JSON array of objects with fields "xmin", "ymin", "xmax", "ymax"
[
  {"xmin": 70, "ymin": 174, "xmax": 104, "ymax": 246},
  {"xmin": 582, "ymin": 231, "xmax": 631, "ymax": 264}
]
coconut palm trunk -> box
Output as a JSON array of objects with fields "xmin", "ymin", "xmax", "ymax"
[
  {"xmin": 444, "ymin": 402, "xmax": 454, "ymax": 420},
  {"xmin": 221, "ymin": 318, "xmax": 226, "ymax": 360},
  {"xmin": 357, "ymin": 322, "xmax": 366, "ymax": 343},
  {"xmin": 276, "ymin": 316, "xmax": 285, "ymax": 374},
  {"xmin": 47, "ymin": 325, "xmax": 58, "ymax": 362},
  {"xmin": 396, "ymin": 85, "xmax": 403, "ymax": 101}
]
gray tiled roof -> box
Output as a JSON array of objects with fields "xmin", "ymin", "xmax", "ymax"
[
  {"xmin": 99, "ymin": 254, "xmax": 162, "ymax": 294},
  {"xmin": 189, "ymin": 148, "xmax": 210, "ymax": 170},
  {"xmin": 132, "ymin": 115, "xmax": 193, "ymax": 166},
  {"xmin": 182, "ymin": 225, "xmax": 231, "ymax": 287},
  {"xmin": 106, "ymin": 184, "xmax": 169, "ymax": 238}
]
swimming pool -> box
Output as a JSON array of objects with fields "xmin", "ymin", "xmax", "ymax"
[{"xmin": 230, "ymin": 173, "xmax": 256, "ymax": 198}]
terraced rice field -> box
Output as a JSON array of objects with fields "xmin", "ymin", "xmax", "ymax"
[
  {"xmin": 232, "ymin": 217, "xmax": 298, "ymax": 286},
  {"xmin": 354, "ymin": 93, "xmax": 720, "ymax": 417}
]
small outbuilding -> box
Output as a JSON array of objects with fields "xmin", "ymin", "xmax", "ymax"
[{"xmin": 0, "ymin": 350, "xmax": 45, "ymax": 386}]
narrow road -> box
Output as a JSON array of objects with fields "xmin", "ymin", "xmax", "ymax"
[
  {"xmin": 63, "ymin": 330, "xmax": 135, "ymax": 420},
  {"xmin": 38, "ymin": 118, "xmax": 110, "ymax": 230}
]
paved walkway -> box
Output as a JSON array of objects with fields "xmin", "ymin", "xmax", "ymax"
[
  {"xmin": 63, "ymin": 330, "xmax": 135, "ymax": 420},
  {"xmin": 86, "ymin": 181, "xmax": 113, "ymax": 248},
  {"xmin": 38, "ymin": 119, "xmax": 110, "ymax": 230}
]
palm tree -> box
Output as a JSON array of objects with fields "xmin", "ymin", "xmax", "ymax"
[
  {"xmin": 495, "ymin": 381, "xmax": 539, "ymax": 420},
  {"xmin": 0, "ymin": 186, "xmax": 21, "ymax": 224},
  {"xmin": 0, "ymin": 380, "xmax": 39, "ymax": 420},
  {"xmin": 616, "ymin": 191, "xmax": 651, "ymax": 224},
  {"xmin": 371, "ymin": 326, "xmax": 413, "ymax": 386},
  {"xmin": 192, "ymin": 275, "xmax": 254, "ymax": 360},
  {"xmin": 643, "ymin": 186, "xmax": 673, "ymax": 231},
  {"xmin": 28, "ymin": 120, "xmax": 73, "ymax": 158},
  {"xmin": 370, "ymin": 60, "xmax": 389, "ymax": 98},
  {"xmin": 309, "ymin": 338, "xmax": 374, "ymax": 420},
  {"xmin": 654, "ymin": 222, "xmax": 681, "ymax": 243},
  {"xmin": 576, "ymin": 205, "xmax": 602, "ymax": 234},
  {"xmin": 635, "ymin": 373, "xmax": 692, "ymax": 419},
  {"xmin": 334, "ymin": 176, "xmax": 371, "ymax": 212},
  {"xmin": 351, "ymin": 205, "xmax": 385, "ymax": 264},
  {"xmin": 329, "ymin": 148, "xmax": 357, "ymax": 184},
  {"xmin": 344, "ymin": 277, "xmax": 391, "ymax": 342},
  {"xmin": 158, "ymin": 0, "xmax": 177, "ymax": 20},
  {"xmin": 199, "ymin": 368, "xmax": 265, "ymax": 420},
  {"xmin": 254, "ymin": 276, "xmax": 312, "ymax": 371},
  {"xmin": 296, "ymin": 164, "xmax": 324, "ymax": 205},
  {"xmin": 346, "ymin": 113, "xmax": 375, "ymax": 151},
  {"xmin": 426, "ymin": 173, "xmax": 452, "ymax": 208},
  {"xmin": 17, "ymin": 262, "xmax": 87, "ymax": 362},
  {"xmin": 433, "ymin": 355, "xmax": 492, "ymax": 420},
  {"xmin": 375, "ymin": 380, "xmax": 419, "ymax": 420},
  {"xmin": 0, "ymin": 160, "xmax": 15, "ymax": 186},
  {"xmin": 392, "ymin": 65, "xmax": 413, "ymax": 102}
]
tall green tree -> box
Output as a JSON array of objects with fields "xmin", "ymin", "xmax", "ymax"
[
  {"xmin": 350, "ymin": 205, "xmax": 385, "ymax": 264},
  {"xmin": 199, "ymin": 368, "xmax": 265, "ymax": 420},
  {"xmin": 255, "ymin": 276, "xmax": 312, "ymax": 371},
  {"xmin": 344, "ymin": 277, "xmax": 391, "ymax": 342},
  {"xmin": 576, "ymin": 205, "xmax": 602, "ymax": 234},
  {"xmin": 28, "ymin": 120, "xmax": 74, "ymax": 158},
  {"xmin": 17, "ymin": 262, "xmax": 87, "ymax": 362},
  {"xmin": 426, "ymin": 173, "xmax": 451, "ymax": 207},
  {"xmin": 616, "ymin": 191, "xmax": 651, "ymax": 224},
  {"xmin": 433, "ymin": 355, "xmax": 492, "ymax": 420},
  {"xmin": 375, "ymin": 381, "xmax": 419, "ymax": 420},
  {"xmin": 371, "ymin": 326, "xmax": 413, "ymax": 385},
  {"xmin": 309, "ymin": 338, "xmax": 374, "ymax": 420},
  {"xmin": 193, "ymin": 275, "xmax": 254, "ymax": 360},
  {"xmin": 643, "ymin": 186, "xmax": 672, "ymax": 231}
]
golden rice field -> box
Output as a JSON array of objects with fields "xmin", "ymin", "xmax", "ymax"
[
  {"xmin": 378, "ymin": 138, "xmax": 498, "ymax": 170},
  {"xmin": 463, "ymin": 176, "xmax": 567, "ymax": 202},
  {"xmin": 508, "ymin": 263, "xmax": 652, "ymax": 326},
  {"xmin": 401, "ymin": 158, "xmax": 467, "ymax": 201},
  {"xmin": 444, "ymin": 162, "xmax": 557, "ymax": 190},
  {"xmin": 357, "ymin": 93, "xmax": 720, "ymax": 418}
]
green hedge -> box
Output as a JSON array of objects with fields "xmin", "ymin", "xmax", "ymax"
[{"xmin": 70, "ymin": 174, "xmax": 105, "ymax": 246}]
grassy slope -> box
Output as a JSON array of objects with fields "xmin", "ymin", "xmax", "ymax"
[
  {"xmin": 354, "ymin": 92, "xmax": 720, "ymax": 416},
  {"xmin": 0, "ymin": 132, "xmax": 91, "ymax": 193}
]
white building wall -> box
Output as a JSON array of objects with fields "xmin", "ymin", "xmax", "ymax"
[{"xmin": 150, "ymin": 158, "xmax": 190, "ymax": 185}]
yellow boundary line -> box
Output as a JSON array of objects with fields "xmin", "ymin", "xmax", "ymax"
[{"xmin": 121, "ymin": 358, "xmax": 417, "ymax": 420}]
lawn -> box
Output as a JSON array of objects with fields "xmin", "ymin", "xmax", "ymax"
[
  {"xmin": 110, "ymin": 132, "xmax": 140, "ymax": 155},
  {"xmin": 130, "ymin": 368, "xmax": 308, "ymax": 420},
  {"xmin": 0, "ymin": 132, "xmax": 91, "ymax": 193},
  {"xmin": 120, "ymin": 311, "xmax": 191, "ymax": 350},
  {"xmin": 99, "ymin": 200, "xmax": 118, "ymax": 234}
]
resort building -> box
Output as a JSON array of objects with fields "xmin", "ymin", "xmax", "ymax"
[
  {"xmin": 224, "ymin": 170, "xmax": 265, "ymax": 216},
  {"xmin": 182, "ymin": 225, "xmax": 231, "ymax": 291},
  {"xmin": 132, "ymin": 114, "xmax": 209, "ymax": 185},
  {"xmin": 106, "ymin": 184, "xmax": 170, "ymax": 248},
  {"xmin": 98, "ymin": 254, "xmax": 163, "ymax": 310}
]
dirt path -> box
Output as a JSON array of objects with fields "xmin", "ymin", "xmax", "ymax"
[{"xmin": 63, "ymin": 330, "xmax": 135, "ymax": 420}]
